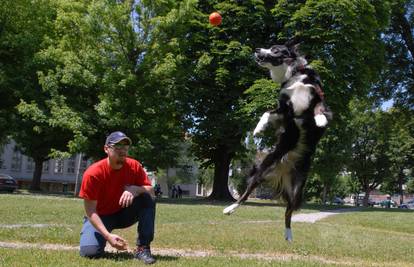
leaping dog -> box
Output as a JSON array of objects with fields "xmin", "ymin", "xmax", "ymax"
[{"xmin": 223, "ymin": 42, "xmax": 332, "ymax": 241}]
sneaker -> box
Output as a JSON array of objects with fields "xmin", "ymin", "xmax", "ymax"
[{"xmin": 134, "ymin": 246, "xmax": 156, "ymax": 264}]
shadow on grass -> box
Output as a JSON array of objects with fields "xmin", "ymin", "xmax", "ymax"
[
  {"xmin": 97, "ymin": 251, "xmax": 178, "ymax": 262},
  {"xmin": 100, "ymin": 251, "xmax": 134, "ymax": 261}
]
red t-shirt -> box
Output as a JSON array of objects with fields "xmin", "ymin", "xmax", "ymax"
[{"xmin": 79, "ymin": 157, "xmax": 152, "ymax": 215}]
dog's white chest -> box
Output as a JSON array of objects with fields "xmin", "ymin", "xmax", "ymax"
[{"xmin": 283, "ymin": 78, "xmax": 313, "ymax": 115}]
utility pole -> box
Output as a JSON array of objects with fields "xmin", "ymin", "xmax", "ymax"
[{"xmin": 74, "ymin": 153, "xmax": 82, "ymax": 196}]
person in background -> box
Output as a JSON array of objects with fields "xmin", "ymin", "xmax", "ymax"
[
  {"xmin": 171, "ymin": 185, "xmax": 177, "ymax": 198},
  {"xmin": 177, "ymin": 185, "xmax": 183, "ymax": 198},
  {"xmin": 79, "ymin": 131, "xmax": 156, "ymax": 264},
  {"xmin": 154, "ymin": 183, "xmax": 162, "ymax": 198}
]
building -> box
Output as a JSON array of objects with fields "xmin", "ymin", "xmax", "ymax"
[
  {"xmin": 0, "ymin": 140, "xmax": 91, "ymax": 193},
  {"xmin": 0, "ymin": 139, "xmax": 160, "ymax": 194}
]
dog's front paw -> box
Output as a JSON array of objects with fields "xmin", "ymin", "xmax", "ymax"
[
  {"xmin": 314, "ymin": 114, "xmax": 328, "ymax": 127},
  {"xmin": 223, "ymin": 203, "xmax": 240, "ymax": 215},
  {"xmin": 253, "ymin": 112, "xmax": 270, "ymax": 136}
]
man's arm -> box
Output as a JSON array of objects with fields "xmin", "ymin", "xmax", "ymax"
[
  {"xmin": 119, "ymin": 185, "xmax": 155, "ymax": 208},
  {"xmin": 83, "ymin": 199, "xmax": 127, "ymax": 250}
]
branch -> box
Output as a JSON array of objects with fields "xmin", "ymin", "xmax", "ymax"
[{"xmin": 393, "ymin": 8, "xmax": 414, "ymax": 59}]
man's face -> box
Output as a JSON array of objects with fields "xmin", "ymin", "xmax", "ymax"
[{"xmin": 104, "ymin": 139, "xmax": 130, "ymax": 164}]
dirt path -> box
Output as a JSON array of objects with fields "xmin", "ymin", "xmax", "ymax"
[
  {"xmin": 291, "ymin": 208, "xmax": 362, "ymax": 223},
  {"xmin": 0, "ymin": 240, "xmax": 404, "ymax": 266}
]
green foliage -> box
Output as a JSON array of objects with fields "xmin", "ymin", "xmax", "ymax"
[
  {"xmin": 30, "ymin": 0, "xmax": 184, "ymax": 169},
  {"xmin": 151, "ymin": 0, "xmax": 393, "ymax": 200},
  {"xmin": 197, "ymin": 166, "xmax": 214, "ymax": 188},
  {"xmin": 345, "ymin": 99, "xmax": 394, "ymax": 200},
  {"xmin": 406, "ymin": 177, "xmax": 414, "ymax": 193},
  {"xmin": 2, "ymin": 0, "xmax": 411, "ymax": 201},
  {"xmin": 374, "ymin": 0, "xmax": 414, "ymax": 109},
  {"xmin": 379, "ymin": 107, "xmax": 414, "ymax": 194},
  {"xmin": 0, "ymin": 0, "xmax": 55, "ymax": 141},
  {"xmin": 0, "ymin": 0, "xmax": 75, "ymax": 189}
]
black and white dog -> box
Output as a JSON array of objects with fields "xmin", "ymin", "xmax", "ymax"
[{"xmin": 223, "ymin": 43, "xmax": 332, "ymax": 241}]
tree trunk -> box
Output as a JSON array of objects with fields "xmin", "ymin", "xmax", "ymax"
[
  {"xmin": 322, "ymin": 185, "xmax": 328, "ymax": 205},
  {"xmin": 30, "ymin": 158, "xmax": 44, "ymax": 191},
  {"xmin": 363, "ymin": 189, "xmax": 370, "ymax": 207},
  {"xmin": 394, "ymin": 8, "xmax": 414, "ymax": 59},
  {"xmin": 398, "ymin": 169, "xmax": 404, "ymax": 205},
  {"xmin": 208, "ymin": 146, "xmax": 235, "ymax": 201}
]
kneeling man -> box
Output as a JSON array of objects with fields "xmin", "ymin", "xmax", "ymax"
[{"xmin": 79, "ymin": 131, "xmax": 156, "ymax": 264}]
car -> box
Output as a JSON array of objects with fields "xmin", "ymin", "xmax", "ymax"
[
  {"xmin": 379, "ymin": 199, "xmax": 396, "ymax": 208},
  {"xmin": 0, "ymin": 174, "xmax": 18, "ymax": 193},
  {"xmin": 398, "ymin": 200, "xmax": 414, "ymax": 209},
  {"xmin": 332, "ymin": 197, "xmax": 345, "ymax": 205}
]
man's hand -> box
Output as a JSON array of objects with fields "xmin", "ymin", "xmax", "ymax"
[
  {"xmin": 119, "ymin": 189, "xmax": 135, "ymax": 208},
  {"xmin": 122, "ymin": 185, "xmax": 155, "ymax": 201},
  {"xmin": 106, "ymin": 233, "xmax": 128, "ymax": 250}
]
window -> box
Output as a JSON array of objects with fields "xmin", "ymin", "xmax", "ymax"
[
  {"xmin": 197, "ymin": 183, "xmax": 203, "ymax": 196},
  {"xmin": 42, "ymin": 161, "xmax": 50, "ymax": 173},
  {"xmin": 0, "ymin": 146, "xmax": 5, "ymax": 169},
  {"xmin": 67, "ymin": 156, "xmax": 76, "ymax": 174},
  {"xmin": 11, "ymin": 149, "xmax": 22, "ymax": 171},
  {"xmin": 26, "ymin": 157, "xmax": 34, "ymax": 172},
  {"xmin": 80, "ymin": 158, "xmax": 88, "ymax": 172},
  {"xmin": 0, "ymin": 157, "xmax": 5, "ymax": 169},
  {"xmin": 54, "ymin": 159, "xmax": 64, "ymax": 174}
]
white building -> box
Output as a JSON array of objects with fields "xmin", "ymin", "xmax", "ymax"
[
  {"xmin": 0, "ymin": 139, "xmax": 158, "ymax": 193},
  {"xmin": 0, "ymin": 140, "xmax": 91, "ymax": 193}
]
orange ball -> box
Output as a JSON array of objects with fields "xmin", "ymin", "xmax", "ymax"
[{"xmin": 209, "ymin": 12, "xmax": 222, "ymax": 26}]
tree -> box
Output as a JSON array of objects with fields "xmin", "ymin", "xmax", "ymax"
[
  {"xmin": 374, "ymin": 0, "xmax": 413, "ymax": 109},
  {"xmin": 406, "ymin": 177, "xmax": 414, "ymax": 193},
  {"xmin": 345, "ymin": 99, "xmax": 393, "ymax": 206},
  {"xmin": 0, "ymin": 0, "xmax": 76, "ymax": 190},
  {"xmin": 380, "ymin": 108, "xmax": 414, "ymax": 203},
  {"xmin": 22, "ymin": 0, "xmax": 183, "ymax": 171},
  {"xmin": 153, "ymin": 0, "xmax": 391, "ymax": 200}
]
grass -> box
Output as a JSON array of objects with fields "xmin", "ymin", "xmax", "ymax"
[{"xmin": 0, "ymin": 192, "xmax": 413, "ymax": 266}]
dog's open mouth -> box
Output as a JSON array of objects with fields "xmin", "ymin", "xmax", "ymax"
[
  {"xmin": 255, "ymin": 51, "xmax": 285, "ymax": 67},
  {"xmin": 254, "ymin": 52, "xmax": 265, "ymax": 65},
  {"xmin": 255, "ymin": 52, "xmax": 275, "ymax": 66}
]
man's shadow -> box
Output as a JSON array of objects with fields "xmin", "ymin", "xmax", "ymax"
[{"xmin": 99, "ymin": 251, "xmax": 178, "ymax": 262}]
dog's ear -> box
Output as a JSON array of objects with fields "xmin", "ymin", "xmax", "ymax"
[
  {"xmin": 290, "ymin": 43, "xmax": 301, "ymax": 56},
  {"xmin": 284, "ymin": 36, "xmax": 303, "ymax": 47},
  {"xmin": 284, "ymin": 36, "xmax": 303, "ymax": 57}
]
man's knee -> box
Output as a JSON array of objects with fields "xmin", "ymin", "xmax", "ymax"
[
  {"xmin": 135, "ymin": 192, "xmax": 156, "ymax": 208},
  {"xmin": 79, "ymin": 245, "xmax": 104, "ymax": 258}
]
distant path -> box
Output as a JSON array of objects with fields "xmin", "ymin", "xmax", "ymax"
[{"xmin": 292, "ymin": 208, "xmax": 362, "ymax": 223}]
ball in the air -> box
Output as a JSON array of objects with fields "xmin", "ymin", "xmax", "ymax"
[{"xmin": 209, "ymin": 12, "xmax": 222, "ymax": 26}]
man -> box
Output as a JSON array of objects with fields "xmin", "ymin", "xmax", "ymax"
[{"xmin": 79, "ymin": 131, "xmax": 156, "ymax": 264}]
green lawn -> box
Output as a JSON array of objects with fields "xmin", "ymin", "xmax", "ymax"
[{"xmin": 0, "ymin": 193, "xmax": 413, "ymax": 266}]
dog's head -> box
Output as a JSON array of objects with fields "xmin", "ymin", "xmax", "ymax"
[
  {"xmin": 255, "ymin": 43, "xmax": 305, "ymax": 83},
  {"xmin": 254, "ymin": 45, "xmax": 297, "ymax": 67}
]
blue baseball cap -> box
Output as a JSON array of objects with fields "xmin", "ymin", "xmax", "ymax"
[{"xmin": 105, "ymin": 131, "xmax": 132, "ymax": 145}]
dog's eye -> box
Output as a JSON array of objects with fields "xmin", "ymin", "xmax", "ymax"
[
  {"xmin": 283, "ymin": 50, "xmax": 291, "ymax": 56},
  {"xmin": 270, "ymin": 47, "xmax": 279, "ymax": 53}
]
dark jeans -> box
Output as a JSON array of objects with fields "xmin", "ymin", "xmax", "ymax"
[{"xmin": 79, "ymin": 193, "xmax": 156, "ymax": 257}]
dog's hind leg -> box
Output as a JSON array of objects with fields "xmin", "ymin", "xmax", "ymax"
[
  {"xmin": 284, "ymin": 203, "xmax": 294, "ymax": 242},
  {"xmin": 223, "ymin": 166, "xmax": 263, "ymax": 215},
  {"xmin": 224, "ymin": 150, "xmax": 284, "ymax": 215},
  {"xmin": 283, "ymin": 170, "xmax": 307, "ymax": 242}
]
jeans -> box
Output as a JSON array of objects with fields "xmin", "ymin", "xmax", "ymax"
[{"xmin": 79, "ymin": 193, "xmax": 156, "ymax": 257}]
